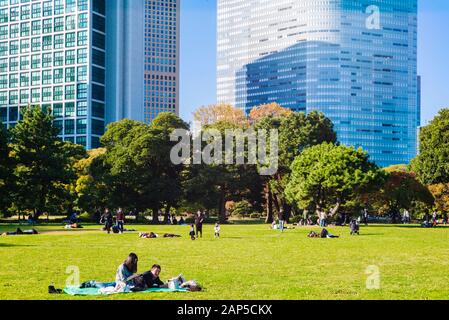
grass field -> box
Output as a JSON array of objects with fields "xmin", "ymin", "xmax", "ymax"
[{"xmin": 0, "ymin": 223, "xmax": 448, "ymax": 300}]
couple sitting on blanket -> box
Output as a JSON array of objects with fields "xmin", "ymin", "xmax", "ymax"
[
  {"xmin": 80, "ymin": 253, "xmax": 167, "ymax": 292},
  {"xmin": 80, "ymin": 253, "xmax": 200, "ymax": 293}
]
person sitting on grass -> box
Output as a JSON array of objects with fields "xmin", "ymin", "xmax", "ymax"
[
  {"xmin": 179, "ymin": 216, "xmax": 186, "ymax": 225},
  {"xmin": 350, "ymin": 219, "xmax": 360, "ymax": 235},
  {"xmin": 79, "ymin": 253, "xmax": 139, "ymax": 290},
  {"xmin": 189, "ymin": 224, "xmax": 196, "ymax": 240}
]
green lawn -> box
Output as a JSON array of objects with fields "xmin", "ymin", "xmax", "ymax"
[{"xmin": 0, "ymin": 223, "xmax": 448, "ymax": 300}]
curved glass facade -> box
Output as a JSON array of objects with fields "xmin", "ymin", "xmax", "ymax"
[{"xmin": 217, "ymin": 0, "xmax": 419, "ymax": 167}]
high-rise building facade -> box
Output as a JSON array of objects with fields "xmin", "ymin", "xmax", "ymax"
[
  {"xmin": 143, "ymin": 0, "xmax": 179, "ymax": 123},
  {"xmin": 217, "ymin": 0, "xmax": 419, "ymax": 167},
  {"xmin": 0, "ymin": 0, "xmax": 179, "ymax": 149},
  {"xmin": 106, "ymin": 0, "xmax": 179, "ymax": 125}
]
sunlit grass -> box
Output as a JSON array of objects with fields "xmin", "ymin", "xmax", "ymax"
[{"xmin": 0, "ymin": 223, "xmax": 448, "ymax": 300}]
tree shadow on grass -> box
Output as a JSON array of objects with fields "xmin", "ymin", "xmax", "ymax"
[{"xmin": 0, "ymin": 243, "xmax": 36, "ymax": 248}]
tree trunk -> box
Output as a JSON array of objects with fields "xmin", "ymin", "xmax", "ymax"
[
  {"xmin": 218, "ymin": 189, "xmax": 226, "ymax": 224},
  {"xmin": 283, "ymin": 203, "xmax": 292, "ymax": 223},
  {"xmin": 152, "ymin": 206, "xmax": 159, "ymax": 224},
  {"xmin": 265, "ymin": 184, "xmax": 274, "ymax": 224},
  {"xmin": 329, "ymin": 201, "xmax": 341, "ymax": 217},
  {"xmin": 164, "ymin": 204, "xmax": 171, "ymax": 224}
]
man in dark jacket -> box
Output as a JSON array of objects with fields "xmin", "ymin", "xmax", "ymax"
[{"xmin": 195, "ymin": 211, "xmax": 205, "ymax": 238}]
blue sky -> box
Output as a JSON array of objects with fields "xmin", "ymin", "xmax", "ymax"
[{"xmin": 180, "ymin": 0, "xmax": 449, "ymax": 125}]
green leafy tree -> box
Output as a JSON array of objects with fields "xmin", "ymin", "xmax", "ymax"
[
  {"xmin": 255, "ymin": 111, "xmax": 337, "ymax": 223},
  {"xmin": 411, "ymin": 108, "xmax": 449, "ymax": 185},
  {"xmin": 10, "ymin": 106, "xmax": 82, "ymax": 218},
  {"xmin": 285, "ymin": 142, "xmax": 384, "ymax": 218},
  {"xmin": 183, "ymin": 120, "xmax": 263, "ymax": 223},
  {"xmin": 74, "ymin": 148, "xmax": 109, "ymax": 220},
  {"xmin": 370, "ymin": 166, "xmax": 434, "ymax": 222},
  {"xmin": 100, "ymin": 113, "xmax": 190, "ymax": 223}
]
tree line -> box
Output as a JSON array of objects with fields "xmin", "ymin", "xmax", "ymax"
[{"xmin": 0, "ymin": 104, "xmax": 448, "ymax": 223}]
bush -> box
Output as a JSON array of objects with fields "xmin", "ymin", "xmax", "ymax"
[
  {"xmin": 231, "ymin": 200, "xmax": 252, "ymax": 217},
  {"xmin": 289, "ymin": 215, "xmax": 302, "ymax": 224},
  {"xmin": 249, "ymin": 213, "xmax": 261, "ymax": 219}
]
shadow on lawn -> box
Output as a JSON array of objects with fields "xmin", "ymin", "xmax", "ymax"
[{"xmin": 0, "ymin": 243, "xmax": 35, "ymax": 248}]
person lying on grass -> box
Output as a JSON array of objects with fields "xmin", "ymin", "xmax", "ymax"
[
  {"xmin": 307, "ymin": 229, "xmax": 340, "ymax": 238},
  {"xmin": 1, "ymin": 228, "xmax": 39, "ymax": 236},
  {"xmin": 139, "ymin": 232, "xmax": 181, "ymax": 238}
]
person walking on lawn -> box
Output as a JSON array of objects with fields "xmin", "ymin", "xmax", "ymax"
[
  {"xmin": 195, "ymin": 211, "xmax": 205, "ymax": 238},
  {"xmin": 100, "ymin": 208, "xmax": 113, "ymax": 234},
  {"xmin": 116, "ymin": 208, "xmax": 125, "ymax": 234}
]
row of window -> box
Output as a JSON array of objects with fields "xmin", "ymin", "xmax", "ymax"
[
  {"xmin": 0, "ymin": 32, "xmax": 88, "ymax": 55},
  {"xmin": 0, "ymin": 0, "xmax": 88, "ymax": 22},
  {"xmin": 0, "ymin": 83, "xmax": 87, "ymax": 103},
  {"xmin": 0, "ymin": 67, "xmax": 87, "ymax": 88},
  {"xmin": 1, "ymin": 49, "xmax": 87, "ymax": 70},
  {"xmin": 0, "ymin": 13, "xmax": 88, "ymax": 38}
]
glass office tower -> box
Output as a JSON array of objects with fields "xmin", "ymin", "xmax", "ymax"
[
  {"xmin": 106, "ymin": 0, "xmax": 180, "ymax": 126},
  {"xmin": 0, "ymin": 0, "xmax": 106, "ymax": 149},
  {"xmin": 143, "ymin": 0, "xmax": 179, "ymax": 123},
  {"xmin": 217, "ymin": 0, "xmax": 419, "ymax": 167},
  {"xmin": 0, "ymin": 0, "xmax": 179, "ymax": 149}
]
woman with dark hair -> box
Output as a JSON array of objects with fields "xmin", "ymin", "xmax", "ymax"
[
  {"xmin": 78, "ymin": 253, "xmax": 138, "ymax": 290},
  {"xmin": 116, "ymin": 253, "xmax": 138, "ymax": 286}
]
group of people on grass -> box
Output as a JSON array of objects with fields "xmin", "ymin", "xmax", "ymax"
[{"xmin": 75, "ymin": 253, "xmax": 201, "ymax": 293}]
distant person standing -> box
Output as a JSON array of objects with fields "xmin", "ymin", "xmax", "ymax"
[
  {"xmin": 432, "ymin": 211, "xmax": 438, "ymax": 226},
  {"xmin": 363, "ymin": 208, "xmax": 369, "ymax": 226},
  {"xmin": 195, "ymin": 211, "xmax": 205, "ymax": 238},
  {"xmin": 100, "ymin": 208, "xmax": 113, "ymax": 234},
  {"xmin": 319, "ymin": 211, "xmax": 327, "ymax": 227},
  {"xmin": 214, "ymin": 223, "xmax": 220, "ymax": 238},
  {"xmin": 403, "ymin": 209, "xmax": 410, "ymax": 224},
  {"xmin": 116, "ymin": 208, "xmax": 125, "ymax": 234},
  {"xmin": 278, "ymin": 209, "xmax": 285, "ymax": 232}
]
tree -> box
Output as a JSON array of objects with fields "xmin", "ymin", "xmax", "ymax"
[
  {"xmin": 369, "ymin": 166, "xmax": 434, "ymax": 222},
  {"xmin": 193, "ymin": 104, "xmax": 249, "ymax": 127},
  {"xmin": 74, "ymin": 148, "xmax": 108, "ymax": 219},
  {"xmin": 411, "ymin": 108, "xmax": 449, "ymax": 185},
  {"xmin": 428, "ymin": 183, "xmax": 449, "ymax": 215},
  {"xmin": 0, "ymin": 121, "xmax": 13, "ymax": 215},
  {"xmin": 10, "ymin": 106, "xmax": 83, "ymax": 218},
  {"xmin": 100, "ymin": 113, "xmax": 190, "ymax": 224},
  {"xmin": 285, "ymin": 142, "xmax": 383, "ymax": 218},
  {"xmin": 183, "ymin": 120, "xmax": 263, "ymax": 223},
  {"xmin": 254, "ymin": 111, "xmax": 337, "ymax": 223},
  {"xmin": 249, "ymin": 103, "xmax": 292, "ymax": 123}
]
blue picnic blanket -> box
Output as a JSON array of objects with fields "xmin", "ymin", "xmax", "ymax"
[{"xmin": 64, "ymin": 285, "xmax": 188, "ymax": 296}]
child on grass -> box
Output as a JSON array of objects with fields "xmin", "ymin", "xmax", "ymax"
[
  {"xmin": 189, "ymin": 224, "xmax": 196, "ymax": 240},
  {"xmin": 214, "ymin": 223, "xmax": 220, "ymax": 238}
]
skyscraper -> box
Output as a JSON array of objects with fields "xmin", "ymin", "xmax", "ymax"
[
  {"xmin": 106, "ymin": 0, "xmax": 179, "ymax": 125},
  {"xmin": 217, "ymin": 0, "xmax": 419, "ymax": 167},
  {"xmin": 0, "ymin": 0, "xmax": 179, "ymax": 149}
]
